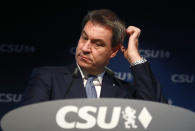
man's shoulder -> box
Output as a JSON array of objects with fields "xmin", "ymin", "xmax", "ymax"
[
  {"xmin": 105, "ymin": 70, "xmax": 132, "ymax": 87},
  {"xmin": 31, "ymin": 64, "xmax": 76, "ymax": 75},
  {"xmin": 114, "ymin": 76, "xmax": 132, "ymax": 87}
]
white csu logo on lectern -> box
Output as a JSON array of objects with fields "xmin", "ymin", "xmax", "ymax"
[{"xmin": 56, "ymin": 106, "xmax": 152, "ymax": 130}]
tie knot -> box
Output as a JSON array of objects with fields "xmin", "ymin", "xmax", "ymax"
[{"xmin": 87, "ymin": 75, "xmax": 96, "ymax": 81}]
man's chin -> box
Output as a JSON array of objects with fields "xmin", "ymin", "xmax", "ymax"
[{"xmin": 77, "ymin": 61, "xmax": 92, "ymax": 69}]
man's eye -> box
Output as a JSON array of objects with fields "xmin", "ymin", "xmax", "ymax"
[
  {"xmin": 95, "ymin": 43, "xmax": 104, "ymax": 47},
  {"xmin": 96, "ymin": 43, "xmax": 101, "ymax": 46}
]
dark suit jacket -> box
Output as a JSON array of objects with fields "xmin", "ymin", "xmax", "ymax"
[{"xmin": 21, "ymin": 62, "xmax": 167, "ymax": 105}]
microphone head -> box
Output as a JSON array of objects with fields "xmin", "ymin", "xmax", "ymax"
[{"xmin": 72, "ymin": 67, "xmax": 79, "ymax": 78}]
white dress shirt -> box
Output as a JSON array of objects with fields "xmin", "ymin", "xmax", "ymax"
[{"xmin": 77, "ymin": 64, "xmax": 105, "ymax": 98}]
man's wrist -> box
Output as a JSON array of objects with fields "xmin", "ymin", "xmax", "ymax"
[{"xmin": 130, "ymin": 57, "xmax": 147, "ymax": 67}]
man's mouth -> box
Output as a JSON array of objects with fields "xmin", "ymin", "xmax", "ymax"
[{"xmin": 79, "ymin": 55, "xmax": 92, "ymax": 63}]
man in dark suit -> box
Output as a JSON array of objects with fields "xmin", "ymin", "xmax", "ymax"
[{"xmin": 22, "ymin": 9, "xmax": 167, "ymax": 105}]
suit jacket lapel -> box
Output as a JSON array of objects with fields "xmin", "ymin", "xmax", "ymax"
[
  {"xmin": 100, "ymin": 72, "xmax": 116, "ymax": 97},
  {"xmin": 63, "ymin": 64, "xmax": 87, "ymax": 98},
  {"xmin": 70, "ymin": 75, "xmax": 87, "ymax": 98}
]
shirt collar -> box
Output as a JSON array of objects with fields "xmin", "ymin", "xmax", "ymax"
[{"xmin": 76, "ymin": 63, "xmax": 105, "ymax": 84}]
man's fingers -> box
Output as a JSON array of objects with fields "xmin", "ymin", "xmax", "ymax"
[{"xmin": 126, "ymin": 26, "xmax": 141, "ymax": 39}]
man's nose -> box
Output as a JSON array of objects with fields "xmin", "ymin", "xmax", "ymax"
[{"xmin": 82, "ymin": 41, "xmax": 91, "ymax": 52}]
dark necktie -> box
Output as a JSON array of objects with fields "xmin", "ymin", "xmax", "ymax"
[{"xmin": 85, "ymin": 76, "xmax": 97, "ymax": 98}]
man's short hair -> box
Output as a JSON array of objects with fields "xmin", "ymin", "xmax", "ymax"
[{"xmin": 82, "ymin": 9, "xmax": 126, "ymax": 48}]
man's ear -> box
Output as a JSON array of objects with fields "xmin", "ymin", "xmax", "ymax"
[{"xmin": 110, "ymin": 44, "xmax": 121, "ymax": 58}]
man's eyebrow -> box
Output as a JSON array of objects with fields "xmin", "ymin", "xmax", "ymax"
[
  {"xmin": 92, "ymin": 39, "xmax": 105, "ymax": 44},
  {"xmin": 82, "ymin": 30, "xmax": 106, "ymax": 44},
  {"xmin": 82, "ymin": 30, "xmax": 87, "ymax": 36}
]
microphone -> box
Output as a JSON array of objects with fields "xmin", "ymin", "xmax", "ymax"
[
  {"xmin": 64, "ymin": 67, "xmax": 79, "ymax": 98},
  {"xmin": 72, "ymin": 67, "xmax": 79, "ymax": 78}
]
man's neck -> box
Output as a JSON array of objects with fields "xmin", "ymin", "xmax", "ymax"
[{"xmin": 76, "ymin": 64, "xmax": 104, "ymax": 77}]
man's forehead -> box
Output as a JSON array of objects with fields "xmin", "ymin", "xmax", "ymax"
[{"xmin": 83, "ymin": 21, "xmax": 112, "ymax": 43}]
